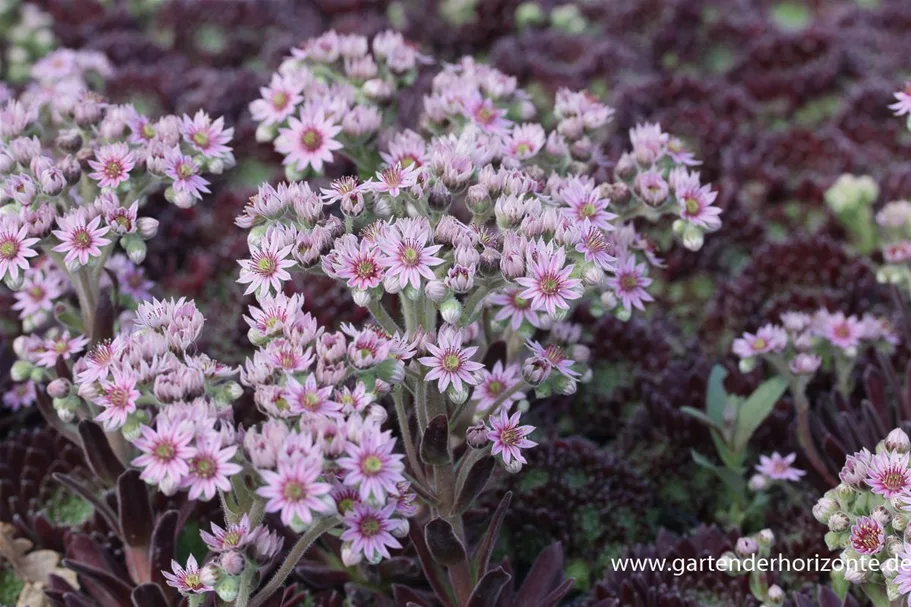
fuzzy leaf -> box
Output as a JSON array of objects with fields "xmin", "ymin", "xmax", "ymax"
[
  {"xmin": 705, "ymin": 364, "xmax": 729, "ymax": 425},
  {"xmin": 732, "ymin": 376, "xmax": 788, "ymax": 451},
  {"xmin": 117, "ymin": 471, "xmax": 152, "ymax": 547},
  {"xmin": 680, "ymin": 407, "xmax": 724, "ymax": 433},
  {"xmin": 420, "ymin": 415, "xmax": 451, "ymax": 466},
  {"xmin": 466, "ymin": 567, "xmax": 511, "ymax": 607},
  {"xmin": 77, "ymin": 421, "xmax": 125, "ymax": 485},
  {"xmin": 452, "ymin": 454, "xmax": 495, "ymax": 515},
  {"xmin": 472, "ymin": 492, "xmax": 511, "ymax": 577},
  {"xmin": 131, "ymin": 583, "xmax": 169, "ymax": 607},
  {"xmin": 425, "ymin": 518, "xmax": 466, "ymax": 566},
  {"xmin": 690, "ymin": 450, "xmax": 744, "ymax": 493}
]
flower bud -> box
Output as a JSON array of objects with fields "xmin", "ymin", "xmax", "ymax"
[
  {"xmin": 828, "ymin": 511, "xmax": 850, "ymax": 532},
  {"xmin": 11, "ymin": 361, "xmax": 32, "ymax": 382},
  {"xmin": 887, "ymin": 536, "xmax": 904, "ymax": 558},
  {"xmin": 425, "ymin": 279, "xmax": 448, "ymax": 303},
  {"xmin": 40, "ymin": 167, "xmax": 66, "ymax": 195},
  {"xmin": 844, "ymin": 565, "xmax": 867, "ymax": 584},
  {"xmin": 341, "ymin": 543, "xmax": 363, "ymax": 567},
  {"xmin": 504, "ymin": 459, "xmax": 523, "ymax": 474},
  {"xmin": 767, "ymin": 584, "xmax": 784, "ymax": 606},
  {"xmin": 748, "ymin": 474, "xmax": 768, "ymax": 492},
  {"xmin": 137, "ymin": 217, "xmax": 159, "ymax": 240},
  {"xmin": 55, "ymin": 129, "xmax": 83, "ymax": 153},
  {"xmin": 440, "ymin": 298, "xmax": 462, "ymax": 324},
  {"xmin": 47, "ymin": 378, "xmax": 72, "ymax": 399},
  {"xmin": 220, "ymin": 551, "xmax": 246, "ymax": 576},
  {"xmin": 522, "ymin": 358, "xmax": 551, "ymax": 386},
  {"xmin": 735, "ymin": 537, "xmax": 758, "ymax": 557},
  {"xmin": 738, "ymin": 357, "xmax": 756, "ymax": 374},
  {"xmin": 894, "ymin": 513, "xmax": 908, "ymax": 532},
  {"xmin": 812, "ymin": 497, "xmax": 838, "ymax": 524},
  {"xmin": 873, "ymin": 505, "xmax": 892, "ymax": 527},
  {"xmin": 885, "ymin": 428, "xmax": 911, "ymax": 454},
  {"xmin": 352, "ymin": 289, "xmax": 371, "ymax": 307},
  {"xmin": 123, "ymin": 234, "xmax": 147, "ymax": 264},
  {"xmin": 466, "ymin": 422, "xmax": 489, "ymax": 449},
  {"xmin": 756, "ymin": 529, "xmax": 774, "ymax": 548},
  {"xmin": 447, "ymin": 385, "xmax": 470, "ymax": 406},
  {"xmin": 215, "ymin": 575, "xmax": 240, "ymax": 602},
  {"xmin": 4, "ymin": 272, "xmax": 24, "ymax": 291},
  {"xmin": 583, "ymin": 264, "xmax": 604, "ymax": 286},
  {"xmin": 554, "ymin": 375, "xmax": 577, "ymax": 396},
  {"xmin": 367, "ymin": 404, "xmax": 388, "ymax": 425},
  {"xmin": 681, "ymin": 224, "xmax": 704, "ymax": 252}
]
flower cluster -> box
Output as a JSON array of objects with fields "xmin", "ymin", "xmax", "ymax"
[
  {"xmin": 251, "ymin": 30, "xmax": 429, "ymax": 179},
  {"xmin": 732, "ymin": 308, "xmax": 897, "ymax": 381},
  {"xmin": 813, "ymin": 428, "xmax": 911, "ymax": 604}
]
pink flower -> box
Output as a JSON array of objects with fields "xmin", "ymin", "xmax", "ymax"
[
  {"xmin": 181, "ymin": 110, "xmax": 233, "ymax": 159},
  {"xmin": 286, "ymin": 374, "xmax": 342, "ymax": 418},
  {"xmin": 883, "ymin": 241, "xmax": 911, "ymax": 263},
  {"xmin": 840, "ymin": 448, "xmax": 872, "ymax": 487},
  {"xmin": 338, "ymin": 429, "xmax": 406, "ymax": 502},
  {"xmin": 165, "ymin": 151, "xmax": 211, "ymax": 202},
  {"xmin": 575, "ymin": 222, "xmax": 616, "ymax": 270},
  {"xmin": 487, "ymin": 409, "xmax": 537, "ymax": 466},
  {"xmin": 162, "ymin": 554, "xmax": 214, "ymax": 595},
  {"xmin": 816, "ymin": 310, "xmax": 863, "ymax": 351},
  {"xmin": 850, "ymin": 516, "xmax": 885, "ymax": 555},
  {"xmin": 36, "ymin": 331, "xmax": 89, "ymax": 367},
  {"xmin": 731, "ymin": 324, "xmax": 787, "ymax": 359},
  {"xmin": 276, "ymin": 107, "xmax": 343, "ymax": 174},
  {"xmin": 371, "ymin": 163, "xmax": 419, "ymax": 198},
  {"xmin": 560, "ymin": 179, "xmax": 616, "ymax": 230},
  {"xmin": 237, "ymin": 232, "xmax": 295, "ymax": 296},
  {"xmin": 52, "ymin": 214, "xmax": 112, "ymax": 267},
  {"xmin": 256, "ymin": 457, "xmax": 334, "ymax": 527},
  {"xmin": 94, "ymin": 365, "xmax": 140, "ymax": 430},
  {"xmin": 418, "ymin": 329, "xmax": 484, "ymax": 392},
  {"xmin": 671, "ymin": 168, "xmax": 721, "ymax": 230},
  {"xmin": 131, "ymin": 419, "xmax": 197, "ymax": 488},
  {"xmin": 607, "ymin": 255, "xmax": 654, "ymax": 311},
  {"xmin": 250, "ymin": 73, "xmax": 304, "ymax": 126},
  {"xmin": 264, "ymin": 338, "xmax": 315, "ymax": 373},
  {"xmin": 504, "ymin": 123, "xmax": 545, "ymax": 160},
  {"xmin": 13, "ymin": 272, "xmax": 65, "ymax": 319},
  {"xmin": 463, "ymin": 94, "xmax": 511, "ymax": 134},
  {"xmin": 667, "ymin": 137, "xmax": 700, "ymax": 166},
  {"xmin": 0, "ymin": 219, "xmax": 38, "ymax": 282},
  {"xmin": 866, "ymin": 451, "xmax": 911, "ymax": 498},
  {"xmin": 789, "ymin": 353, "xmax": 821, "ymax": 375},
  {"xmin": 896, "ymin": 546, "xmax": 911, "ymax": 596},
  {"xmin": 526, "ymin": 339, "xmax": 579, "ymax": 379},
  {"xmin": 332, "ymin": 235, "xmax": 386, "ymax": 291},
  {"xmin": 489, "ymin": 288, "xmax": 540, "ymax": 331},
  {"xmin": 377, "ymin": 219, "xmax": 444, "ymax": 290},
  {"xmin": 515, "ymin": 241, "xmax": 583, "ymax": 317},
  {"xmin": 340, "ymin": 503, "xmax": 401, "ymax": 564},
  {"xmin": 473, "ymin": 361, "xmax": 524, "ymax": 413},
  {"xmin": 87, "ymin": 142, "xmax": 135, "ymax": 189},
  {"xmin": 200, "ymin": 514, "xmax": 255, "ymax": 553},
  {"xmin": 3, "ymin": 381, "xmax": 36, "ymax": 411},
  {"xmin": 891, "ymin": 81, "xmax": 911, "ymax": 116},
  {"xmin": 755, "ymin": 452, "xmax": 805, "ymax": 482},
  {"xmin": 183, "ymin": 435, "xmax": 243, "ymax": 501}
]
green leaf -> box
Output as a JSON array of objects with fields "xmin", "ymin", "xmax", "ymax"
[
  {"xmin": 706, "ymin": 365, "xmax": 729, "ymax": 426},
  {"xmin": 732, "ymin": 376, "xmax": 788, "ymax": 451},
  {"xmin": 690, "ymin": 450, "xmax": 744, "ymax": 494},
  {"xmin": 680, "ymin": 406, "xmax": 724, "ymax": 433}
]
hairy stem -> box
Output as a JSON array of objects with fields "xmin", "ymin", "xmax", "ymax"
[
  {"xmin": 366, "ymin": 298, "xmax": 403, "ymax": 335},
  {"xmin": 247, "ymin": 517, "xmax": 339, "ymax": 607},
  {"xmin": 393, "ymin": 387, "xmax": 425, "ymax": 484}
]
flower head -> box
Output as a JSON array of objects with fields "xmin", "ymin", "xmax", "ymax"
[
  {"xmin": 866, "ymin": 450, "xmax": 911, "ymax": 498},
  {"xmin": 755, "ymin": 452, "xmax": 805, "ymax": 482},
  {"xmin": 732, "ymin": 324, "xmax": 788, "ymax": 359},
  {"xmin": 606, "ymin": 255, "xmax": 654, "ymax": 312},
  {"xmin": 487, "ymin": 409, "xmax": 537, "ymax": 466},
  {"xmin": 276, "ymin": 107, "xmax": 343, "ymax": 174},
  {"xmin": 183, "ymin": 435, "xmax": 243, "ymax": 501},
  {"xmin": 181, "ymin": 110, "xmax": 233, "ymax": 159},
  {"xmin": 237, "ymin": 232, "xmax": 295, "ymax": 296},
  {"xmin": 338, "ymin": 429, "xmax": 406, "ymax": 502},
  {"xmin": 165, "ymin": 151, "xmax": 211, "ymax": 203},
  {"xmin": 891, "ymin": 81, "xmax": 911, "ymax": 116},
  {"xmin": 162, "ymin": 555, "xmax": 214, "ymax": 595},
  {"xmin": 131, "ymin": 419, "xmax": 197, "ymax": 489},
  {"xmin": 87, "ymin": 142, "xmax": 135, "ymax": 189},
  {"xmin": 418, "ymin": 329, "xmax": 484, "ymax": 393},
  {"xmin": 850, "ymin": 516, "xmax": 885, "ymax": 555},
  {"xmin": 0, "ymin": 219, "xmax": 39, "ymax": 283},
  {"xmin": 489, "ymin": 288, "xmax": 539, "ymax": 331},
  {"xmin": 256, "ymin": 457, "xmax": 334, "ymax": 527},
  {"xmin": 94, "ymin": 365, "xmax": 140, "ymax": 430},
  {"xmin": 340, "ymin": 503, "xmax": 401, "ymax": 564},
  {"xmin": 515, "ymin": 241, "xmax": 583, "ymax": 317},
  {"xmin": 473, "ymin": 361, "xmax": 524, "ymax": 413},
  {"xmin": 52, "ymin": 214, "xmax": 112, "ymax": 267}
]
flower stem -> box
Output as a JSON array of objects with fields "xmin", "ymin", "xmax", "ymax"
[
  {"xmin": 366, "ymin": 298, "xmax": 402, "ymax": 335},
  {"xmin": 393, "ymin": 386, "xmax": 425, "ymax": 484},
  {"xmin": 246, "ymin": 517, "xmax": 339, "ymax": 607}
]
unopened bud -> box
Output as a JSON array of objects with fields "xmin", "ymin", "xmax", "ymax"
[
  {"xmin": 812, "ymin": 497, "xmax": 838, "ymax": 524},
  {"xmin": 735, "ymin": 537, "xmax": 758, "ymax": 557},
  {"xmin": 440, "ymin": 298, "xmax": 462, "ymax": 324},
  {"xmin": 466, "ymin": 422, "xmax": 489, "ymax": 449},
  {"xmin": 756, "ymin": 529, "xmax": 774, "ymax": 547},
  {"xmin": 885, "ymin": 428, "xmax": 911, "ymax": 453},
  {"xmin": 447, "ymin": 385, "xmax": 469, "ymax": 406},
  {"xmin": 872, "ymin": 505, "xmax": 892, "ymax": 527},
  {"xmin": 47, "ymin": 378, "xmax": 72, "ymax": 398},
  {"xmin": 220, "ymin": 551, "xmax": 245, "ymax": 576},
  {"xmin": 215, "ymin": 575, "xmax": 240, "ymax": 602},
  {"xmin": 123, "ymin": 234, "xmax": 147, "ymax": 264},
  {"xmin": 137, "ymin": 217, "xmax": 159, "ymax": 240},
  {"xmin": 767, "ymin": 584, "xmax": 784, "ymax": 606},
  {"xmin": 11, "ymin": 360, "xmax": 32, "ymax": 382},
  {"xmin": 504, "ymin": 459, "xmax": 523, "ymax": 474},
  {"xmin": 828, "ymin": 511, "xmax": 850, "ymax": 532},
  {"xmin": 749, "ymin": 474, "xmax": 768, "ymax": 492}
]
